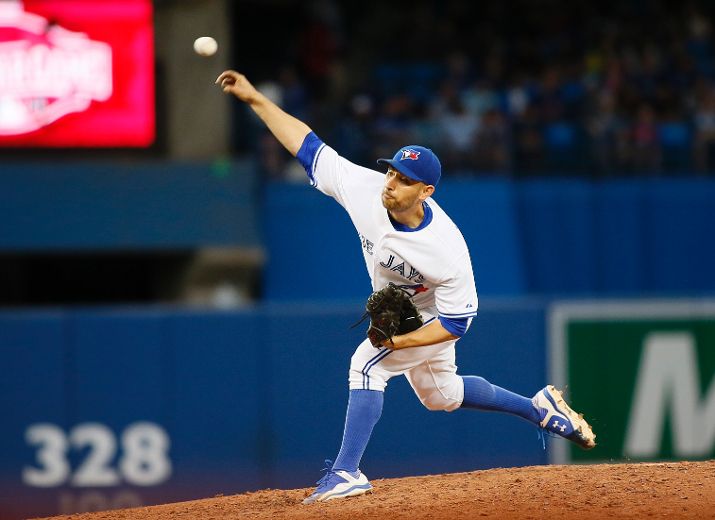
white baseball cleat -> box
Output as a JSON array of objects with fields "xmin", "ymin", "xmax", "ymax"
[
  {"xmin": 532, "ymin": 385, "xmax": 596, "ymax": 450},
  {"xmin": 302, "ymin": 461, "xmax": 372, "ymax": 504}
]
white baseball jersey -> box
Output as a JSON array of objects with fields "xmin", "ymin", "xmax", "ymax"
[{"xmin": 301, "ymin": 135, "xmax": 479, "ymax": 327}]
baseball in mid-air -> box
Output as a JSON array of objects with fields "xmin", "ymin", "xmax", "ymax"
[{"xmin": 193, "ymin": 36, "xmax": 218, "ymax": 57}]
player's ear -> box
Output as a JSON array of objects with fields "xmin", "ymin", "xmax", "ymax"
[{"xmin": 421, "ymin": 184, "xmax": 435, "ymax": 200}]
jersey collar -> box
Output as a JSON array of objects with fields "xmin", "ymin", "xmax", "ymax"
[{"xmin": 388, "ymin": 201, "xmax": 433, "ymax": 232}]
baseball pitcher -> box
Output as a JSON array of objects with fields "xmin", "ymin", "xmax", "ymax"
[{"xmin": 216, "ymin": 70, "xmax": 596, "ymax": 504}]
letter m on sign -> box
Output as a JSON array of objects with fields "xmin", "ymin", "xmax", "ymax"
[{"xmin": 625, "ymin": 333, "xmax": 715, "ymax": 458}]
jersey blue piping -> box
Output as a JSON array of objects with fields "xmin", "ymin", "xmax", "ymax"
[{"xmin": 439, "ymin": 311, "xmax": 478, "ymax": 318}]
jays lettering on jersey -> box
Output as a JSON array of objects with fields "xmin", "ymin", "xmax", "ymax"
[{"xmin": 297, "ymin": 133, "xmax": 478, "ymax": 334}]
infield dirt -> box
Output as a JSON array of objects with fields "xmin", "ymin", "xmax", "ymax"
[{"xmin": 36, "ymin": 460, "xmax": 715, "ymax": 520}]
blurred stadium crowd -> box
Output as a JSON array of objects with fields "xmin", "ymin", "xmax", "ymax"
[{"xmin": 242, "ymin": 0, "xmax": 715, "ymax": 179}]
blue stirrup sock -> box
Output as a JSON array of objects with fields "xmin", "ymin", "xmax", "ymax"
[
  {"xmin": 332, "ymin": 389, "xmax": 384, "ymax": 473},
  {"xmin": 460, "ymin": 376, "xmax": 540, "ymax": 424}
]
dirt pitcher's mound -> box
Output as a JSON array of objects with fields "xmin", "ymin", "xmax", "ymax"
[{"xmin": 37, "ymin": 461, "xmax": 715, "ymax": 520}]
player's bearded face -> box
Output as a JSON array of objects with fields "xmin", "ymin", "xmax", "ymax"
[{"xmin": 382, "ymin": 169, "xmax": 424, "ymax": 211}]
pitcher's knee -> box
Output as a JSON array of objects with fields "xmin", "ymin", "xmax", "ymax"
[{"xmin": 421, "ymin": 390, "xmax": 461, "ymax": 412}]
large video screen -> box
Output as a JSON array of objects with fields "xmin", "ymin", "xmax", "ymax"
[{"xmin": 0, "ymin": 0, "xmax": 154, "ymax": 147}]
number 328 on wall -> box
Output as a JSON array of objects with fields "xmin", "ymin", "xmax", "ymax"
[{"xmin": 23, "ymin": 422, "xmax": 172, "ymax": 488}]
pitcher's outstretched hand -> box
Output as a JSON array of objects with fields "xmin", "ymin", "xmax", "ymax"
[{"xmin": 216, "ymin": 70, "xmax": 260, "ymax": 104}]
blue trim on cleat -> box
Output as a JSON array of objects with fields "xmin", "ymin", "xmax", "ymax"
[
  {"xmin": 322, "ymin": 482, "xmax": 373, "ymax": 501},
  {"xmin": 302, "ymin": 460, "xmax": 372, "ymax": 504},
  {"xmin": 532, "ymin": 385, "xmax": 596, "ymax": 450}
]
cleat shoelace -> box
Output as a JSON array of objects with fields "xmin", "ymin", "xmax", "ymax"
[
  {"xmin": 536, "ymin": 427, "xmax": 559, "ymax": 450},
  {"xmin": 314, "ymin": 459, "xmax": 335, "ymax": 487}
]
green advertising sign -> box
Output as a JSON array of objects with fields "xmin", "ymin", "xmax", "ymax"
[{"xmin": 549, "ymin": 301, "xmax": 715, "ymax": 464}]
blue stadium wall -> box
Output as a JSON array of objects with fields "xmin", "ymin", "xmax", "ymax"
[{"xmin": 263, "ymin": 177, "xmax": 715, "ymax": 299}]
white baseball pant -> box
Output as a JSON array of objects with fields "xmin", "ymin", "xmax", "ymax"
[{"xmin": 348, "ymin": 337, "xmax": 464, "ymax": 412}]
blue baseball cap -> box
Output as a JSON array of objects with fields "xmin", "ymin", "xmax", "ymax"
[{"xmin": 377, "ymin": 145, "xmax": 441, "ymax": 186}]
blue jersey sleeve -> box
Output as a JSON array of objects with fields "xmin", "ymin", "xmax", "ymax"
[
  {"xmin": 438, "ymin": 316, "xmax": 471, "ymax": 337},
  {"xmin": 296, "ymin": 131, "xmax": 326, "ymax": 185}
]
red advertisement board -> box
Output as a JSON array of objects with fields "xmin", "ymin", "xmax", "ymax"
[{"xmin": 0, "ymin": 0, "xmax": 154, "ymax": 147}]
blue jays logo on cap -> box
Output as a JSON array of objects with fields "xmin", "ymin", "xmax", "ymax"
[
  {"xmin": 377, "ymin": 145, "xmax": 441, "ymax": 186},
  {"xmin": 400, "ymin": 149, "xmax": 421, "ymax": 161}
]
